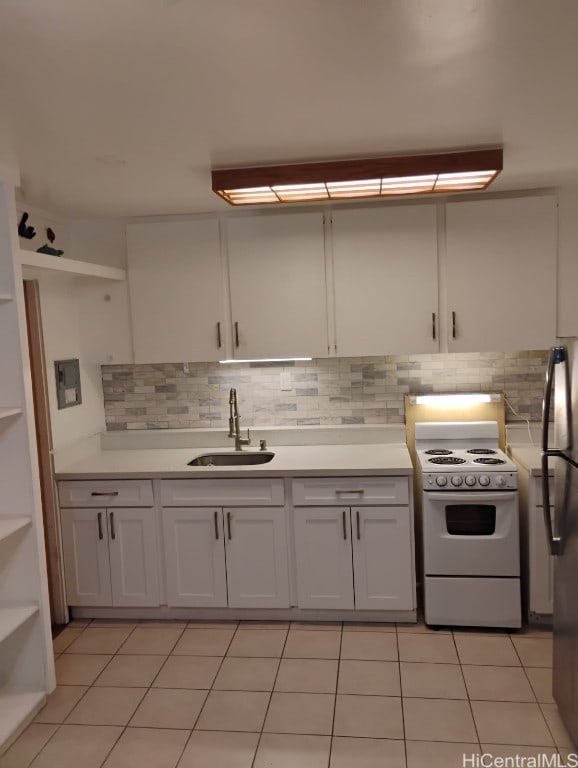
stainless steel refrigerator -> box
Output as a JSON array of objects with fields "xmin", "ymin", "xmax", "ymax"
[{"xmin": 542, "ymin": 342, "xmax": 578, "ymax": 749}]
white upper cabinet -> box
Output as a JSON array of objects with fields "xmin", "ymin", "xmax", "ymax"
[
  {"xmin": 226, "ymin": 212, "xmax": 328, "ymax": 359},
  {"xmin": 127, "ymin": 219, "xmax": 224, "ymax": 363},
  {"xmin": 331, "ymin": 205, "xmax": 439, "ymax": 356},
  {"xmin": 445, "ymin": 196, "xmax": 557, "ymax": 352}
]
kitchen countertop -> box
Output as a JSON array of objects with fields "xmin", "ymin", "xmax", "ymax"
[
  {"xmin": 55, "ymin": 442, "xmax": 413, "ymax": 479},
  {"xmin": 508, "ymin": 443, "xmax": 551, "ymax": 476}
]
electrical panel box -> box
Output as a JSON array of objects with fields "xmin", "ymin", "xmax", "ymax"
[{"xmin": 55, "ymin": 359, "xmax": 82, "ymax": 409}]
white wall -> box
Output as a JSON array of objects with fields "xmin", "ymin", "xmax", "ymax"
[{"xmin": 35, "ymin": 273, "xmax": 105, "ymax": 450}]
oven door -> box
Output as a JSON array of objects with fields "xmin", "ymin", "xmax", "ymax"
[{"xmin": 423, "ymin": 490, "xmax": 519, "ymax": 577}]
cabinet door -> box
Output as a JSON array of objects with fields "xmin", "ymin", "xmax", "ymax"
[
  {"xmin": 226, "ymin": 212, "xmax": 328, "ymax": 358},
  {"xmin": 224, "ymin": 507, "xmax": 290, "ymax": 608},
  {"xmin": 531, "ymin": 504, "xmax": 554, "ymax": 615},
  {"xmin": 60, "ymin": 508, "xmax": 112, "ymax": 606},
  {"xmin": 352, "ymin": 506, "xmax": 414, "ymax": 610},
  {"xmin": 127, "ymin": 219, "xmax": 224, "ymax": 363},
  {"xmin": 445, "ymin": 196, "xmax": 557, "ymax": 352},
  {"xmin": 162, "ymin": 507, "xmax": 227, "ymax": 607},
  {"xmin": 332, "ymin": 205, "xmax": 438, "ymax": 356},
  {"xmin": 108, "ymin": 508, "xmax": 160, "ymax": 607},
  {"xmin": 293, "ymin": 507, "xmax": 354, "ymax": 609}
]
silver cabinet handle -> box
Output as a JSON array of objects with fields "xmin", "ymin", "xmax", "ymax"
[
  {"xmin": 234, "ymin": 322, "xmax": 240, "ymax": 348},
  {"xmin": 342, "ymin": 510, "xmax": 347, "ymax": 540},
  {"xmin": 216, "ymin": 322, "xmax": 222, "ymax": 349},
  {"xmin": 91, "ymin": 491, "xmax": 119, "ymax": 496},
  {"xmin": 541, "ymin": 454, "xmax": 561, "ymax": 556},
  {"xmin": 432, "ymin": 312, "xmax": 436, "ymax": 341},
  {"xmin": 97, "ymin": 512, "xmax": 103, "ymax": 540},
  {"xmin": 227, "ymin": 511, "xmax": 232, "ymax": 540},
  {"xmin": 336, "ymin": 489, "xmax": 365, "ymax": 495},
  {"xmin": 214, "ymin": 510, "xmax": 219, "ymax": 540},
  {"xmin": 452, "ymin": 311, "xmax": 457, "ymax": 339},
  {"xmin": 356, "ymin": 510, "xmax": 361, "ymax": 540},
  {"xmin": 109, "ymin": 511, "xmax": 116, "ymax": 540}
]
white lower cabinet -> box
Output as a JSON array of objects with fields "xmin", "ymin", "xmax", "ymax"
[
  {"xmin": 293, "ymin": 504, "xmax": 414, "ymax": 610},
  {"xmin": 61, "ymin": 508, "xmax": 160, "ymax": 607},
  {"xmin": 292, "ymin": 475, "xmax": 415, "ymax": 612},
  {"xmin": 293, "ymin": 507, "xmax": 355, "ymax": 609},
  {"xmin": 163, "ymin": 508, "xmax": 227, "ymax": 608},
  {"xmin": 352, "ymin": 506, "xmax": 414, "ymax": 610},
  {"xmin": 224, "ymin": 507, "xmax": 290, "ymax": 608},
  {"xmin": 162, "ymin": 505, "xmax": 290, "ymax": 609}
]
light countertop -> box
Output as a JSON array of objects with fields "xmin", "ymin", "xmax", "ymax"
[
  {"xmin": 508, "ymin": 443, "xmax": 550, "ymax": 476},
  {"xmin": 55, "ymin": 442, "xmax": 413, "ymax": 479}
]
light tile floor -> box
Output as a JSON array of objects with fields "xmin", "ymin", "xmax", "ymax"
[{"xmin": 0, "ymin": 619, "xmax": 573, "ymax": 768}]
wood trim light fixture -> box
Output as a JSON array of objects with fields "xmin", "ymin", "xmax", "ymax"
[{"xmin": 212, "ymin": 148, "xmax": 503, "ymax": 206}]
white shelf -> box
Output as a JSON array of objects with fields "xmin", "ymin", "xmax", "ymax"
[
  {"xmin": 18, "ymin": 249, "xmax": 126, "ymax": 281},
  {"xmin": 0, "ymin": 408, "xmax": 22, "ymax": 421},
  {"xmin": 0, "ymin": 518, "xmax": 31, "ymax": 544},
  {"xmin": 0, "ymin": 605, "xmax": 38, "ymax": 645},
  {"xmin": 0, "ymin": 294, "xmax": 12, "ymax": 302},
  {"xmin": 0, "ymin": 690, "xmax": 46, "ymax": 753}
]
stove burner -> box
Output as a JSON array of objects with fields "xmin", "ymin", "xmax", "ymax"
[
  {"xmin": 473, "ymin": 457, "xmax": 506, "ymax": 465},
  {"xmin": 428, "ymin": 456, "xmax": 466, "ymax": 465},
  {"xmin": 467, "ymin": 448, "xmax": 497, "ymax": 455},
  {"xmin": 425, "ymin": 449, "xmax": 453, "ymax": 456}
]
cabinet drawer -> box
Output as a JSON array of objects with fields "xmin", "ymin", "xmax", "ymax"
[
  {"xmin": 161, "ymin": 478, "xmax": 284, "ymax": 507},
  {"xmin": 59, "ymin": 480, "xmax": 154, "ymax": 508},
  {"xmin": 292, "ymin": 476, "xmax": 409, "ymax": 506}
]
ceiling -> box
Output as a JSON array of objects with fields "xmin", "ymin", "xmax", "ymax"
[{"xmin": 0, "ymin": 0, "xmax": 577, "ymax": 217}]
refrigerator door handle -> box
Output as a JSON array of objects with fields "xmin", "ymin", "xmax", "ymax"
[
  {"xmin": 541, "ymin": 453, "xmax": 561, "ymax": 556},
  {"xmin": 542, "ymin": 345, "xmax": 570, "ymax": 453}
]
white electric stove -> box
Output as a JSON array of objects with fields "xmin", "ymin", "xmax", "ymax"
[{"xmin": 415, "ymin": 421, "xmax": 521, "ymax": 628}]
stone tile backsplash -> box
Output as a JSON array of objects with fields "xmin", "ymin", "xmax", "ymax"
[{"xmin": 102, "ymin": 350, "xmax": 549, "ymax": 431}]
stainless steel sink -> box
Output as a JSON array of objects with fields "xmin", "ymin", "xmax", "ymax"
[{"xmin": 188, "ymin": 451, "xmax": 275, "ymax": 467}]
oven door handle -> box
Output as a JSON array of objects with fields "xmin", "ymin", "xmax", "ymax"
[{"xmin": 425, "ymin": 491, "xmax": 517, "ymax": 503}]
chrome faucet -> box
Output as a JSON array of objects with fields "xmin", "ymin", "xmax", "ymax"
[{"xmin": 228, "ymin": 388, "xmax": 251, "ymax": 451}]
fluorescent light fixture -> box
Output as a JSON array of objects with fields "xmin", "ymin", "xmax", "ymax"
[
  {"xmin": 219, "ymin": 357, "xmax": 313, "ymax": 364},
  {"xmin": 411, "ymin": 393, "xmax": 501, "ymax": 407},
  {"xmin": 212, "ymin": 148, "xmax": 503, "ymax": 206}
]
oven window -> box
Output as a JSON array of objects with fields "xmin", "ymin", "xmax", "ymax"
[{"xmin": 445, "ymin": 505, "xmax": 496, "ymax": 535}]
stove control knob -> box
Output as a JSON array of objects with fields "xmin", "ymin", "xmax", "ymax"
[
  {"xmin": 479, "ymin": 475, "xmax": 490, "ymax": 487},
  {"xmin": 435, "ymin": 475, "xmax": 448, "ymax": 487},
  {"xmin": 465, "ymin": 475, "xmax": 476, "ymax": 487},
  {"xmin": 495, "ymin": 475, "xmax": 506, "ymax": 488},
  {"xmin": 451, "ymin": 475, "xmax": 463, "ymax": 487}
]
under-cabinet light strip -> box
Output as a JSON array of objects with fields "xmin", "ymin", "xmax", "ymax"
[{"xmin": 219, "ymin": 357, "xmax": 312, "ymax": 364}]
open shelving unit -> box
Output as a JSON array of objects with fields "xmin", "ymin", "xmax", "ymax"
[
  {"xmin": 0, "ymin": 178, "xmax": 54, "ymax": 756},
  {"xmin": 18, "ymin": 249, "xmax": 126, "ymax": 281},
  {"xmin": 0, "ymin": 408, "xmax": 22, "ymax": 421},
  {"xmin": 0, "ymin": 518, "xmax": 31, "ymax": 543}
]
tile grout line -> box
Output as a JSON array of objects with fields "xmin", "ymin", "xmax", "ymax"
[
  {"xmin": 396, "ymin": 625, "xmax": 409, "ymax": 767},
  {"xmin": 248, "ymin": 623, "xmax": 291, "ymax": 768},
  {"xmin": 326, "ymin": 622, "xmax": 344, "ymax": 768},
  {"xmin": 172, "ymin": 624, "xmax": 241, "ymax": 768},
  {"xmin": 451, "ymin": 630, "xmax": 483, "ymax": 754}
]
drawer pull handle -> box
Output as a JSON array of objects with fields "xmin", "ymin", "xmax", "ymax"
[
  {"xmin": 452, "ymin": 311, "xmax": 457, "ymax": 339},
  {"xmin": 91, "ymin": 491, "xmax": 119, "ymax": 496},
  {"xmin": 97, "ymin": 512, "xmax": 103, "ymax": 540},
  {"xmin": 227, "ymin": 511, "xmax": 232, "ymax": 540},
  {"xmin": 336, "ymin": 489, "xmax": 365, "ymax": 495},
  {"xmin": 342, "ymin": 510, "xmax": 347, "ymax": 540},
  {"xmin": 216, "ymin": 322, "xmax": 222, "ymax": 348},
  {"xmin": 356, "ymin": 509, "xmax": 361, "ymax": 540},
  {"xmin": 109, "ymin": 512, "xmax": 116, "ymax": 540},
  {"xmin": 214, "ymin": 510, "xmax": 219, "ymax": 540},
  {"xmin": 432, "ymin": 312, "xmax": 436, "ymax": 341}
]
